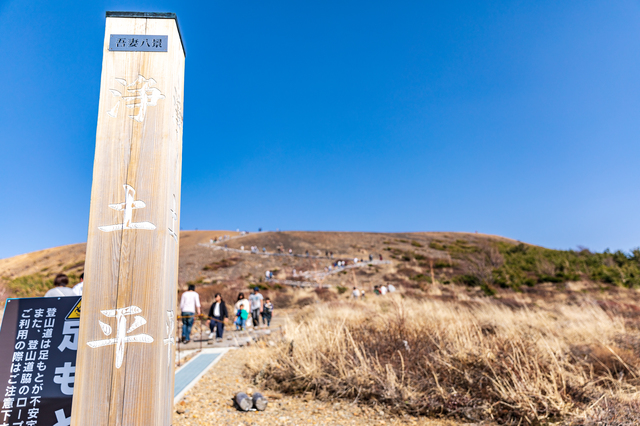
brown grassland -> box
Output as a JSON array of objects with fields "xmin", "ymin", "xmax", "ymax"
[
  {"xmin": 3, "ymin": 231, "xmax": 640, "ymax": 424},
  {"xmin": 247, "ymin": 296, "xmax": 640, "ymax": 425}
]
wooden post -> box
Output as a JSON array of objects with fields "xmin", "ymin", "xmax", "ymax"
[{"xmin": 71, "ymin": 12, "xmax": 185, "ymax": 426}]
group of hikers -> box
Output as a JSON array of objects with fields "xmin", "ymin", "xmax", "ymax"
[
  {"xmin": 40, "ymin": 274, "xmax": 273, "ymax": 345},
  {"xmin": 178, "ymin": 285, "xmax": 274, "ymax": 343},
  {"xmin": 43, "ymin": 268, "xmax": 393, "ymax": 346},
  {"xmin": 351, "ymin": 283, "xmax": 396, "ymax": 299}
]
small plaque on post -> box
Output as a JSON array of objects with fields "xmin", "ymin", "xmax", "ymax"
[{"xmin": 109, "ymin": 34, "xmax": 168, "ymax": 52}]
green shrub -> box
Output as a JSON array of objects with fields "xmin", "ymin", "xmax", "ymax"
[
  {"xmin": 411, "ymin": 241, "xmax": 423, "ymax": 247},
  {"xmin": 489, "ymin": 242, "xmax": 640, "ymax": 290},
  {"xmin": 7, "ymin": 274, "xmax": 54, "ymax": 298},
  {"xmin": 410, "ymin": 238, "xmax": 640, "ymax": 291},
  {"xmin": 336, "ymin": 286, "xmax": 348, "ymax": 294},
  {"xmin": 449, "ymin": 240, "xmax": 480, "ymax": 254},
  {"xmin": 455, "ymin": 274, "xmax": 482, "ymax": 287},
  {"xmin": 187, "ymin": 277, "xmax": 205, "ymax": 286},
  {"xmin": 248, "ymin": 283, "xmax": 270, "ymax": 290},
  {"xmin": 429, "ymin": 241, "xmax": 447, "ymax": 251},
  {"xmin": 480, "ymin": 283, "xmax": 496, "ymax": 296},
  {"xmin": 410, "ymin": 274, "xmax": 431, "ymax": 282}
]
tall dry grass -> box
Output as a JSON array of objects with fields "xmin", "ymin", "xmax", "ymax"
[{"xmin": 247, "ymin": 297, "xmax": 640, "ymax": 424}]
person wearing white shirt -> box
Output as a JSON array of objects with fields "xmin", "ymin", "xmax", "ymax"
[
  {"xmin": 44, "ymin": 274, "xmax": 76, "ymax": 297},
  {"xmin": 352, "ymin": 287, "xmax": 359, "ymax": 299},
  {"xmin": 72, "ymin": 273, "xmax": 84, "ymax": 296},
  {"xmin": 388, "ymin": 283, "xmax": 396, "ymax": 293},
  {"xmin": 380, "ymin": 285, "xmax": 388, "ymax": 295},
  {"xmin": 180, "ymin": 284, "xmax": 201, "ymax": 343}
]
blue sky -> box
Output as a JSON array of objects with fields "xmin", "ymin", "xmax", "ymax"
[{"xmin": 1, "ymin": 0, "xmax": 639, "ymax": 259}]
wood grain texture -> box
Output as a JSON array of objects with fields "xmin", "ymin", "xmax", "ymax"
[{"xmin": 71, "ymin": 15, "xmax": 184, "ymax": 426}]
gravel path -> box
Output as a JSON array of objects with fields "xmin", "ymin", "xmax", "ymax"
[{"xmin": 173, "ymin": 347, "xmax": 461, "ymax": 426}]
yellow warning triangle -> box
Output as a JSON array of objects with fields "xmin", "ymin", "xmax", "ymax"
[{"xmin": 66, "ymin": 299, "xmax": 82, "ymax": 320}]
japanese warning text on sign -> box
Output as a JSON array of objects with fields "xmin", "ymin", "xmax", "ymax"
[{"xmin": 0, "ymin": 297, "xmax": 81, "ymax": 426}]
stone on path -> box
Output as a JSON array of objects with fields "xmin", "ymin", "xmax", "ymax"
[
  {"xmin": 252, "ymin": 392, "xmax": 268, "ymax": 411},
  {"xmin": 234, "ymin": 392, "xmax": 253, "ymax": 411}
]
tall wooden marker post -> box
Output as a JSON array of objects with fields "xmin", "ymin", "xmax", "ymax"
[{"xmin": 71, "ymin": 12, "xmax": 185, "ymax": 426}]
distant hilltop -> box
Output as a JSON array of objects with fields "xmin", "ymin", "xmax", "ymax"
[{"xmin": 1, "ymin": 231, "xmax": 639, "ymax": 304}]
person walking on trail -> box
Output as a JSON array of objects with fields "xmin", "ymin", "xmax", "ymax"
[
  {"xmin": 45, "ymin": 274, "xmax": 76, "ymax": 297},
  {"xmin": 249, "ymin": 287, "xmax": 264, "ymax": 328},
  {"xmin": 234, "ymin": 293, "xmax": 250, "ymax": 331},
  {"xmin": 262, "ymin": 297, "xmax": 274, "ymax": 327},
  {"xmin": 208, "ymin": 293, "xmax": 228, "ymax": 342},
  {"xmin": 180, "ymin": 284, "xmax": 201, "ymax": 344},
  {"xmin": 352, "ymin": 287, "xmax": 359, "ymax": 299},
  {"xmin": 388, "ymin": 283, "xmax": 396, "ymax": 293},
  {"xmin": 72, "ymin": 272, "xmax": 84, "ymax": 296},
  {"xmin": 380, "ymin": 284, "xmax": 388, "ymax": 295},
  {"xmin": 235, "ymin": 304, "xmax": 248, "ymax": 331}
]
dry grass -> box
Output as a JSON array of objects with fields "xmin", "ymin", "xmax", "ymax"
[{"xmin": 246, "ymin": 297, "xmax": 640, "ymax": 425}]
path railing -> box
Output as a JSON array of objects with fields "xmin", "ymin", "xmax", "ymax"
[
  {"xmin": 175, "ymin": 313, "xmax": 278, "ymax": 365},
  {"xmin": 175, "ymin": 314, "xmax": 211, "ymax": 367},
  {"xmin": 299, "ymin": 259, "xmax": 391, "ymax": 280},
  {"xmin": 199, "ymin": 242, "xmax": 334, "ymax": 260},
  {"xmin": 199, "ymin": 242, "xmax": 392, "ymax": 287}
]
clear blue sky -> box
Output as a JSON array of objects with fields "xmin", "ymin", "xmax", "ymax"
[{"xmin": 1, "ymin": 0, "xmax": 639, "ymax": 259}]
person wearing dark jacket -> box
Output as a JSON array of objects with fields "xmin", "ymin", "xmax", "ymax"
[{"xmin": 208, "ymin": 293, "xmax": 229, "ymax": 342}]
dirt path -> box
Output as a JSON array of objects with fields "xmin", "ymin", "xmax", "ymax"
[{"xmin": 173, "ymin": 346, "xmax": 461, "ymax": 426}]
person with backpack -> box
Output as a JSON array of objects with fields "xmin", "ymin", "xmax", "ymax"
[
  {"xmin": 262, "ymin": 298, "xmax": 274, "ymax": 327},
  {"xmin": 208, "ymin": 293, "xmax": 228, "ymax": 342}
]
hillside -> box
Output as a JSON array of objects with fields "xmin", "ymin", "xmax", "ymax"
[{"xmin": 2, "ymin": 230, "xmax": 640, "ymax": 311}]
